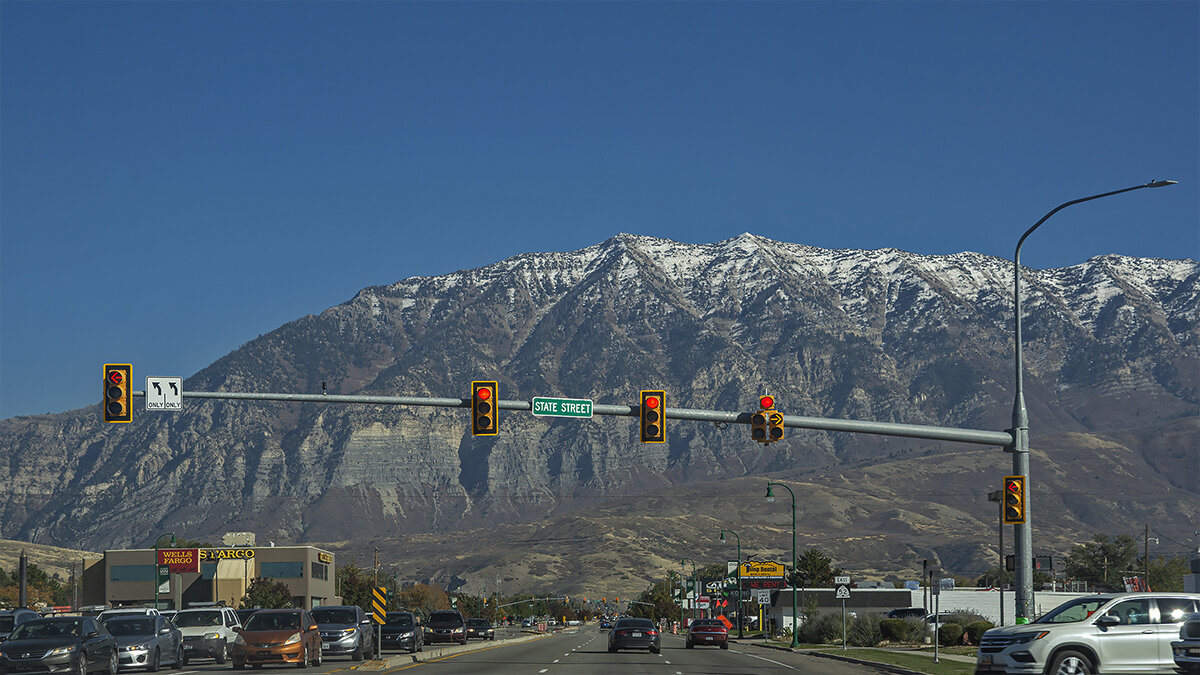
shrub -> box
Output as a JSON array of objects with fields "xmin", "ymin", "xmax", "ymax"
[
  {"xmin": 796, "ymin": 612, "xmax": 841, "ymax": 644},
  {"xmin": 965, "ymin": 620, "xmax": 995, "ymax": 645},
  {"xmin": 880, "ymin": 618, "xmax": 911, "ymax": 642},
  {"xmin": 937, "ymin": 622, "xmax": 964, "ymax": 646},
  {"xmin": 846, "ymin": 614, "xmax": 883, "ymax": 647}
]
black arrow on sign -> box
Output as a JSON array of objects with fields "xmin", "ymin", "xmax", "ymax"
[
  {"xmin": 153, "ymin": 382, "xmax": 163, "ymax": 396},
  {"xmin": 169, "ymin": 382, "xmax": 179, "ymax": 396}
]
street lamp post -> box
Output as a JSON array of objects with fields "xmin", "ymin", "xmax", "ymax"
[
  {"xmin": 720, "ymin": 529, "xmax": 744, "ymax": 638},
  {"xmin": 153, "ymin": 532, "xmax": 176, "ymax": 610},
  {"xmin": 765, "ymin": 482, "xmax": 799, "ymax": 648},
  {"xmin": 987, "ymin": 490, "xmax": 1005, "ymax": 625},
  {"xmin": 681, "ymin": 558, "xmax": 698, "ymax": 622},
  {"xmin": 1009, "ymin": 179, "xmax": 1176, "ymax": 622}
]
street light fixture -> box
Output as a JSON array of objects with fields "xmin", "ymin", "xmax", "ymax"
[
  {"xmin": 153, "ymin": 532, "xmax": 176, "ymax": 610},
  {"xmin": 1009, "ymin": 179, "xmax": 1176, "ymax": 622},
  {"xmin": 765, "ymin": 482, "xmax": 799, "ymax": 648},
  {"xmin": 719, "ymin": 528, "xmax": 744, "ymax": 638}
]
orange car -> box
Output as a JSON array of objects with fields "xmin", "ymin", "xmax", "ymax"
[{"xmin": 230, "ymin": 609, "xmax": 322, "ymax": 669}]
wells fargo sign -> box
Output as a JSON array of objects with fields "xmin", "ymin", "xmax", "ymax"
[
  {"xmin": 198, "ymin": 548, "xmax": 256, "ymax": 560},
  {"xmin": 317, "ymin": 552, "xmax": 333, "ymax": 564},
  {"xmin": 740, "ymin": 561, "xmax": 785, "ymax": 578},
  {"xmin": 157, "ymin": 548, "xmax": 200, "ymax": 573}
]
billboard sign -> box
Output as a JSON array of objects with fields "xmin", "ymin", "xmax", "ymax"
[{"xmin": 740, "ymin": 561, "xmax": 785, "ymax": 578}]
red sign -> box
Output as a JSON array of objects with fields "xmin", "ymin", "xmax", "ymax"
[
  {"xmin": 741, "ymin": 579, "xmax": 784, "ymax": 589},
  {"xmin": 157, "ymin": 548, "xmax": 200, "ymax": 573}
]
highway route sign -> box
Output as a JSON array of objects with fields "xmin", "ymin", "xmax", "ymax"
[
  {"xmin": 531, "ymin": 396, "xmax": 593, "ymax": 418},
  {"xmin": 835, "ymin": 585, "xmax": 850, "ymax": 599},
  {"xmin": 146, "ymin": 377, "xmax": 183, "ymax": 411}
]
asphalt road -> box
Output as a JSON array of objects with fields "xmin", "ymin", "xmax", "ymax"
[{"xmin": 169, "ymin": 627, "xmax": 883, "ymax": 675}]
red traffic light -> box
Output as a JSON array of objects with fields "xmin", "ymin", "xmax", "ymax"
[
  {"xmin": 759, "ymin": 395, "xmax": 775, "ymax": 409},
  {"xmin": 644, "ymin": 396, "xmax": 659, "ymax": 409},
  {"xmin": 475, "ymin": 387, "xmax": 491, "ymax": 401}
]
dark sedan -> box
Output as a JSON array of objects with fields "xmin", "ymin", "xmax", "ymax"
[
  {"xmin": 607, "ymin": 617, "xmax": 660, "ymax": 654},
  {"xmin": 464, "ymin": 619, "xmax": 494, "ymax": 641},
  {"xmin": 378, "ymin": 613, "xmax": 422, "ymax": 654},
  {"xmin": 0, "ymin": 617, "xmax": 118, "ymax": 675}
]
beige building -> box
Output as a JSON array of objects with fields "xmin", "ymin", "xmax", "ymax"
[{"xmin": 82, "ymin": 545, "xmax": 335, "ymax": 610}]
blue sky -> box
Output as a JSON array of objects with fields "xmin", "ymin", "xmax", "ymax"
[{"xmin": 2, "ymin": 0, "xmax": 1196, "ymax": 419}]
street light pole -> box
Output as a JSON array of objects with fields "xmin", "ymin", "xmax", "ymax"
[
  {"xmin": 681, "ymin": 558, "xmax": 698, "ymax": 622},
  {"xmin": 1010, "ymin": 179, "xmax": 1176, "ymax": 622},
  {"xmin": 720, "ymin": 528, "xmax": 744, "ymax": 639},
  {"xmin": 987, "ymin": 490, "xmax": 1005, "ymax": 625},
  {"xmin": 153, "ymin": 532, "xmax": 176, "ymax": 610},
  {"xmin": 765, "ymin": 481, "xmax": 799, "ymax": 648}
]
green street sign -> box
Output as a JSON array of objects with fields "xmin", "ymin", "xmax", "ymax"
[{"xmin": 531, "ymin": 397, "xmax": 593, "ymax": 418}]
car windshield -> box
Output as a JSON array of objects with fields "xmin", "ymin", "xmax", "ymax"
[
  {"xmin": 1034, "ymin": 597, "xmax": 1112, "ymax": 624},
  {"xmin": 173, "ymin": 611, "xmax": 222, "ymax": 627},
  {"xmin": 311, "ymin": 609, "xmax": 356, "ymax": 624},
  {"xmin": 244, "ymin": 613, "xmax": 301, "ymax": 631},
  {"xmin": 427, "ymin": 614, "xmax": 461, "ymax": 627},
  {"xmin": 105, "ymin": 618, "xmax": 155, "ymax": 636},
  {"xmin": 467, "ymin": 619, "xmax": 488, "ymax": 626},
  {"xmin": 385, "ymin": 615, "xmax": 413, "ymax": 628},
  {"xmin": 11, "ymin": 620, "xmax": 81, "ymax": 640}
]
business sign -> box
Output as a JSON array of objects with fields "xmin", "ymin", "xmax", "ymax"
[
  {"xmin": 740, "ymin": 561, "xmax": 785, "ymax": 578},
  {"xmin": 741, "ymin": 578, "xmax": 784, "ymax": 590},
  {"xmin": 157, "ymin": 548, "xmax": 200, "ymax": 574},
  {"xmin": 318, "ymin": 552, "xmax": 333, "ymax": 564},
  {"xmin": 198, "ymin": 548, "xmax": 256, "ymax": 560}
]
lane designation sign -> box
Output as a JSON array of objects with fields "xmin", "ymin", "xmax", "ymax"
[
  {"xmin": 531, "ymin": 397, "xmax": 593, "ymax": 418},
  {"xmin": 146, "ymin": 377, "xmax": 183, "ymax": 410}
]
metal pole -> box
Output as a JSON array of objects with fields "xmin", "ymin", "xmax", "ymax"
[
  {"xmin": 1010, "ymin": 179, "xmax": 1175, "ymax": 622},
  {"xmin": 766, "ymin": 481, "xmax": 798, "ymax": 648},
  {"xmin": 988, "ymin": 489, "xmax": 1005, "ymax": 625},
  {"xmin": 720, "ymin": 529, "xmax": 744, "ymax": 639}
]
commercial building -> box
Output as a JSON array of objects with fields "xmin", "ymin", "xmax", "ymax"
[{"xmin": 81, "ymin": 545, "xmax": 335, "ymax": 610}]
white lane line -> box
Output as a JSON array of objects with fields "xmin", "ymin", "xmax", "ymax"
[
  {"xmin": 538, "ymin": 670, "xmax": 548, "ymax": 674},
  {"xmin": 553, "ymin": 659, "xmax": 560, "ymax": 663},
  {"xmin": 742, "ymin": 652, "xmax": 797, "ymax": 670}
]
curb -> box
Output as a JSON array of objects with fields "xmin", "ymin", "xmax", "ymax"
[
  {"xmin": 745, "ymin": 643, "xmax": 929, "ymax": 675},
  {"xmin": 355, "ymin": 633, "xmax": 550, "ymax": 669}
]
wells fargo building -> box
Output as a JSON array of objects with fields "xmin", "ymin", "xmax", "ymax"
[{"xmin": 82, "ymin": 545, "xmax": 336, "ymax": 610}]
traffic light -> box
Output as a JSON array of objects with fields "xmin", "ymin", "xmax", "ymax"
[
  {"xmin": 471, "ymin": 381, "xmax": 498, "ymax": 436},
  {"xmin": 640, "ymin": 390, "xmax": 666, "ymax": 443},
  {"xmin": 103, "ymin": 364, "xmax": 133, "ymax": 423},
  {"xmin": 767, "ymin": 410, "xmax": 785, "ymax": 442},
  {"xmin": 752, "ymin": 395, "xmax": 781, "ymax": 445},
  {"xmin": 1002, "ymin": 475, "xmax": 1026, "ymax": 524}
]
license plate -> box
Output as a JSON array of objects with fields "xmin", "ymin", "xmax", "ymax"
[
  {"xmin": 978, "ymin": 655, "xmax": 992, "ymax": 665},
  {"xmin": 183, "ymin": 645, "xmax": 193, "ymax": 651},
  {"xmin": 705, "ymin": 636, "xmax": 713, "ymax": 641},
  {"xmin": 631, "ymin": 632, "xmax": 641, "ymax": 637},
  {"xmin": 257, "ymin": 651, "xmax": 270, "ymax": 656},
  {"xmin": 322, "ymin": 643, "xmax": 331, "ymax": 649}
]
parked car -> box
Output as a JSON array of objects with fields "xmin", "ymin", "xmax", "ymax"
[
  {"xmin": 0, "ymin": 608, "xmax": 41, "ymax": 640},
  {"xmin": 424, "ymin": 611, "xmax": 466, "ymax": 645},
  {"xmin": 607, "ymin": 617, "xmax": 660, "ymax": 654},
  {"xmin": 379, "ymin": 612, "xmax": 422, "ymax": 654},
  {"xmin": 1173, "ymin": 612, "xmax": 1200, "ymax": 674},
  {"xmin": 685, "ymin": 618, "xmax": 728, "ymax": 649},
  {"xmin": 886, "ymin": 607, "xmax": 925, "ymax": 620},
  {"xmin": 0, "ymin": 616, "xmax": 118, "ymax": 675},
  {"xmin": 230, "ymin": 609, "xmax": 322, "ymax": 670},
  {"xmin": 310, "ymin": 606, "xmax": 374, "ymax": 661},
  {"xmin": 976, "ymin": 592, "xmax": 1200, "ymax": 674},
  {"xmin": 105, "ymin": 613, "xmax": 185, "ymax": 671},
  {"xmin": 172, "ymin": 607, "xmax": 241, "ymax": 664},
  {"xmin": 464, "ymin": 618, "xmax": 495, "ymax": 641}
]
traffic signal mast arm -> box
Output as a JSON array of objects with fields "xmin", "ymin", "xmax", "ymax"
[{"xmin": 122, "ymin": 388, "xmax": 1015, "ymax": 448}]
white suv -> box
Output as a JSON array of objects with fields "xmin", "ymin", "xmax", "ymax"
[
  {"xmin": 172, "ymin": 607, "xmax": 242, "ymax": 664},
  {"xmin": 975, "ymin": 592, "xmax": 1199, "ymax": 674}
]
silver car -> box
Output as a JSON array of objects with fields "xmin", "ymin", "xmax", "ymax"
[
  {"xmin": 975, "ymin": 592, "xmax": 1200, "ymax": 675},
  {"xmin": 103, "ymin": 614, "xmax": 186, "ymax": 671}
]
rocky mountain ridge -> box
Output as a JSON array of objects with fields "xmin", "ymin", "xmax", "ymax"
[{"xmin": 1, "ymin": 233, "xmax": 1195, "ymax": 589}]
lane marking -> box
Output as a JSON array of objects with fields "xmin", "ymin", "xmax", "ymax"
[
  {"xmin": 742, "ymin": 652, "xmax": 798, "ymax": 670},
  {"xmin": 539, "ymin": 670, "xmax": 548, "ymax": 674}
]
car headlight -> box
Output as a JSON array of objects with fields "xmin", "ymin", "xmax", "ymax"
[
  {"xmin": 128, "ymin": 644, "xmax": 149, "ymax": 651},
  {"xmin": 204, "ymin": 632, "xmax": 221, "ymax": 640},
  {"xmin": 1010, "ymin": 631, "xmax": 1050, "ymax": 644},
  {"xmin": 283, "ymin": 633, "xmax": 301, "ymax": 646},
  {"xmin": 231, "ymin": 634, "xmax": 245, "ymax": 646},
  {"xmin": 46, "ymin": 645, "xmax": 78, "ymax": 657},
  {"xmin": 400, "ymin": 631, "xmax": 413, "ymax": 639},
  {"xmin": 340, "ymin": 629, "xmax": 355, "ymax": 638}
]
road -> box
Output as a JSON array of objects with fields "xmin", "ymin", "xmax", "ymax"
[{"xmin": 174, "ymin": 626, "xmax": 885, "ymax": 675}]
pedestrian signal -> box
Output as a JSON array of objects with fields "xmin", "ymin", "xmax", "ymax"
[
  {"xmin": 103, "ymin": 364, "xmax": 133, "ymax": 423},
  {"xmin": 1002, "ymin": 475, "xmax": 1026, "ymax": 524},
  {"xmin": 471, "ymin": 381, "xmax": 498, "ymax": 436},
  {"xmin": 640, "ymin": 390, "xmax": 666, "ymax": 443}
]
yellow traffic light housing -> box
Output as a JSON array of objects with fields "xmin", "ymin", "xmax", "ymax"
[
  {"xmin": 640, "ymin": 390, "xmax": 666, "ymax": 443},
  {"xmin": 752, "ymin": 395, "xmax": 781, "ymax": 444},
  {"xmin": 767, "ymin": 410, "xmax": 785, "ymax": 443},
  {"xmin": 103, "ymin": 364, "xmax": 133, "ymax": 423},
  {"xmin": 471, "ymin": 381, "xmax": 498, "ymax": 436},
  {"xmin": 1003, "ymin": 475, "xmax": 1026, "ymax": 524}
]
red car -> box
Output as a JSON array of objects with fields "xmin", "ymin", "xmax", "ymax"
[{"xmin": 686, "ymin": 618, "xmax": 729, "ymax": 649}]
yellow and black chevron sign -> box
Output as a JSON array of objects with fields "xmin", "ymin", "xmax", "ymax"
[{"xmin": 371, "ymin": 585, "xmax": 386, "ymax": 624}]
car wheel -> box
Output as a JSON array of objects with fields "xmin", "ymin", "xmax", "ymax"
[
  {"xmin": 685, "ymin": 640, "xmax": 693, "ymax": 649},
  {"xmin": 232, "ymin": 661, "xmax": 245, "ymax": 671},
  {"xmin": 650, "ymin": 646, "xmax": 660, "ymax": 654},
  {"xmin": 312, "ymin": 645, "xmax": 322, "ymax": 667},
  {"xmin": 608, "ymin": 645, "xmax": 617, "ymax": 653},
  {"xmin": 352, "ymin": 640, "xmax": 363, "ymax": 661},
  {"xmin": 1050, "ymin": 650, "xmax": 1095, "ymax": 675},
  {"xmin": 215, "ymin": 640, "xmax": 228, "ymax": 665},
  {"xmin": 720, "ymin": 642, "xmax": 728, "ymax": 650},
  {"xmin": 147, "ymin": 649, "xmax": 160, "ymax": 673},
  {"xmin": 107, "ymin": 651, "xmax": 119, "ymax": 675},
  {"xmin": 294, "ymin": 646, "xmax": 306, "ymax": 669},
  {"xmin": 251, "ymin": 664, "xmax": 262, "ymax": 669},
  {"xmin": 75, "ymin": 656, "xmax": 88, "ymax": 675}
]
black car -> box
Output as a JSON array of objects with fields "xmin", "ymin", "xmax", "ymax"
[
  {"xmin": 885, "ymin": 607, "xmax": 925, "ymax": 619},
  {"xmin": 607, "ymin": 617, "xmax": 660, "ymax": 654},
  {"xmin": 379, "ymin": 612, "xmax": 422, "ymax": 654},
  {"xmin": 424, "ymin": 611, "xmax": 466, "ymax": 645},
  {"xmin": 310, "ymin": 606, "xmax": 374, "ymax": 661},
  {"xmin": 463, "ymin": 618, "xmax": 494, "ymax": 641},
  {"xmin": 0, "ymin": 617, "xmax": 118, "ymax": 675}
]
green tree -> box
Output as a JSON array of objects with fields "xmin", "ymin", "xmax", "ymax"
[
  {"xmin": 334, "ymin": 561, "xmax": 374, "ymax": 612},
  {"xmin": 1147, "ymin": 555, "xmax": 1191, "ymax": 592},
  {"xmin": 1065, "ymin": 534, "xmax": 1137, "ymax": 591},
  {"xmin": 240, "ymin": 577, "xmax": 294, "ymax": 609},
  {"xmin": 791, "ymin": 548, "xmax": 844, "ymax": 586},
  {"xmin": 630, "ymin": 575, "xmax": 679, "ymax": 622},
  {"xmin": 395, "ymin": 583, "xmax": 449, "ymax": 618}
]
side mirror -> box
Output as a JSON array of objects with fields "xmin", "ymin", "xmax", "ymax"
[
  {"xmin": 86, "ymin": 631, "xmax": 100, "ymax": 639},
  {"xmin": 308, "ymin": 625, "xmax": 318, "ymax": 632},
  {"xmin": 361, "ymin": 619, "xmax": 372, "ymax": 625},
  {"xmin": 1096, "ymin": 615, "xmax": 1120, "ymax": 628}
]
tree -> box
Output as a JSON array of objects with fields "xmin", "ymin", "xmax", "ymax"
[
  {"xmin": 1065, "ymin": 534, "xmax": 1137, "ymax": 591},
  {"xmin": 791, "ymin": 548, "xmax": 844, "ymax": 586},
  {"xmin": 334, "ymin": 561, "xmax": 374, "ymax": 612},
  {"xmin": 395, "ymin": 583, "xmax": 449, "ymax": 618},
  {"xmin": 630, "ymin": 577, "xmax": 678, "ymax": 622},
  {"xmin": 1147, "ymin": 555, "xmax": 1191, "ymax": 592},
  {"xmin": 240, "ymin": 577, "xmax": 294, "ymax": 609}
]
